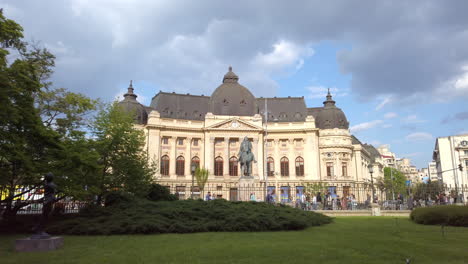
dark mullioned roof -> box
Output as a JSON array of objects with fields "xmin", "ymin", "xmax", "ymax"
[{"xmin": 121, "ymin": 67, "xmax": 350, "ymax": 127}]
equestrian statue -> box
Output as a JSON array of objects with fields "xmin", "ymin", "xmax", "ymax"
[{"xmin": 238, "ymin": 136, "xmax": 256, "ymax": 177}]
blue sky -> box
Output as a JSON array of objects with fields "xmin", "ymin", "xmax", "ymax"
[{"xmin": 3, "ymin": 0, "xmax": 468, "ymax": 168}]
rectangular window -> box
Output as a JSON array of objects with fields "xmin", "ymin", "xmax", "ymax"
[
  {"xmin": 230, "ymin": 141, "xmax": 236, "ymax": 146},
  {"xmin": 464, "ymin": 150, "xmax": 468, "ymax": 155},
  {"xmin": 295, "ymin": 140, "xmax": 302, "ymax": 147},
  {"xmin": 266, "ymin": 140, "xmax": 273, "ymax": 147},
  {"xmin": 326, "ymin": 162, "xmax": 334, "ymax": 177},
  {"xmin": 281, "ymin": 140, "xmax": 287, "ymax": 147},
  {"xmin": 178, "ymin": 138, "xmax": 184, "ymax": 145},
  {"xmin": 465, "ymin": 160, "xmax": 468, "ymax": 167},
  {"xmin": 342, "ymin": 162, "xmax": 348, "ymax": 177},
  {"xmin": 162, "ymin": 138, "xmax": 169, "ymax": 144},
  {"xmin": 193, "ymin": 139, "xmax": 199, "ymax": 146}
]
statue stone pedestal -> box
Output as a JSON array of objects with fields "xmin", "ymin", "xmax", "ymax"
[
  {"xmin": 238, "ymin": 176, "xmax": 255, "ymax": 201},
  {"xmin": 15, "ymin": 236, "xmax": 64, "ymax": 252},
  {"xmin": 371, "ymin": 203, "xmax": 381, "ymax": 216}
]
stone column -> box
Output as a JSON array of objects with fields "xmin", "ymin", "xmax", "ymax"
[
  {"xmin": 224, "ymin": 137, "xmax": 229, "ymax": 178},
  {"xmin": 205, "ymin": 136, "xmax": 215, "ymax": 176},
  {"xmin": 274, "ymin": 139, "xmax": 280, "ymax": 178},
  {"xmin": 170, "ymin": 137, "xmax": 176, "ymax": 178},
  {"xmin": 288, "ymin": 138, "xmax": 294, "ymax": 179},
  {"xmin": 253, "ymin": 137, "xmax": 259, "ymax": 178},
  {"xmin": 185, "ymin": 137, "xmax": 192, "ymax": 177}
]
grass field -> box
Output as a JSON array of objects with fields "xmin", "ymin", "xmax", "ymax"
[{"xmin": 2, "ymin": 217, "xmax": 467, "ymax": 264}]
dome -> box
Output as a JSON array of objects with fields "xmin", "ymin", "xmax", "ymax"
[
  {"xmin": 209, "ymin": 67, "xmax": 258, "ymax": 116},
  {"xmin": 315, "ymin": 90, "xmax": 349, "ymax": 129},
  {"xmin": 117, "ymin": 81, "xmax": 148, "ymax": 124}
]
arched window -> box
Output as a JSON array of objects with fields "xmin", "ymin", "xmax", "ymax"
[
  {"xmin": 191, "ymin": 156, "xmax": 200, "ymax": 174},
  {"xmin": 176, "ymin": 156, "xmax": 185, "ymax": 176},
  {"xmin": 295, "ymin": 157, "xmax": 304, "ymax": 176},
  {"xmin": 267, "ymin": 157, "xmax": 274, "ymax": 176},
  {"xmin": 214, "ymin": 156, "xmax": 223, "ymax": 176},
  {"xmin": 280, "ymin": 157, "xmax": 289, "ymax": 177},
  {"xmin": 229, "ymin": 156, "xmax": 238, "ymax": 176},
  {"xmin": 160, "ymin": 155, "xmax": 170, "ymax": 176}
]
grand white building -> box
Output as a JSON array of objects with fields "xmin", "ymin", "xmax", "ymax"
[
  {"xmin": 432, "ymin": 134, "xmax": 468, "ymax": 188},
  {"xmin": 118, "ymin": 67, "xmax": 382, "ymax": 200}
]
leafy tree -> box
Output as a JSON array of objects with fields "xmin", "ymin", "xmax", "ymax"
[
  {"xmin": 194, "ymin": 168, "xmax": 209, "ymax": 197},
  {"xmin": 0, "ymin": 10, "xmax": 62, "ymax": 220},
  {"xmin": 37, "ymin": 87, "xmax": 99, "ymax": 137},
  {"xmin": 412, "ymin": 181, "xmax": 444, "ymax": 201},
  {"xmin": 304, "ymin": 182, "xmax": 327, "ymax": 196},
  {"xmin": 91, "ymin": 102, "xmax": 156, "ymax": 202},
  {"xmin": 376, "ymin": 167, "xmax": 407, "ymax": 199}
]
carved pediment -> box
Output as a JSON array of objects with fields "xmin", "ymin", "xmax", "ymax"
[{"xmin": 206, "ymin": 118, "xmax": 263, "ymax": 131}]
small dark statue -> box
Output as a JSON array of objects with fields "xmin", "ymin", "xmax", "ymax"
[
  {"xmin": 31, "ymin": 172, "xmax": 57, "ymax": 239},
  {"xmin": 238, "ymin": 136, "xmax": 255, "ymax": 177}
]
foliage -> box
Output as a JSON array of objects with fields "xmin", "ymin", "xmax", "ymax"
[
  {"xmin": 410, "ymin": 205, "xmax": 468, "ymax": 227},
  {"xmin": 37, "ymin": 87, "xmax": 99, "ymax": 137},
  {"xmin": 0, "ymin": 10, "xmax": 62, "ymax": 219},
  {"xmin": 194, "ymin": 168, "xmax": 209, "ymax": 195},
  {"xmin": 411, "ymin": 181, "xmax": 445, "ymax": 200},
  {"xmin": 146, "ymin": 183, "xmax": 178, "ymax": 202},
  {"xmin": 376, "ymin": 167, "xmax": 407, "ymax": 197},
  {"xmin": 304, "ymin": 182, "xmax": 327, "ymax": 196},
  {"xmin": 91, "ymin": 102, "xmax": 156, "ymax": 201},
  {"xmin": 48, "ymin": 198, "xmax": 332, "ymax": 235}
]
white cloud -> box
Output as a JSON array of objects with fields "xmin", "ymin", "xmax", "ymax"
[
  {"xmin": 252, "ymin": 40, "xmax": 314, "ymax": 73},
  {"xmin": 306, "ymin": 86, "xmax": 348, "ymax": 99},
  {"xmin": 402, "ymin": 115, "xmax": 426, "ymax": 124},
  {"xmin": 384, "ymin": 112, "xmax": 397, "ymax": 119},
  {"xmin": 350, "ymin": 120, "xmax": 383, "ymax": 133},
  {"xmin": 375, "ymin": 96, "xmax": 392, "ymax": 110},
  {"xmin": 405, "ymin": 132, "xmax": 433, "ymax": 141},
  {"xmin": 4, "ymin": 0, "xmax": 468, "ymax": 105},
  {"xmin": 401, "ymin": 152, "xmax": 423, "ymax": 158}
]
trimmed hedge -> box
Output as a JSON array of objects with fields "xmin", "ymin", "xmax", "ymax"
[
  {"xmin": 410, "ymin": 205, "xmax": 468, "ymax": 227},
  {"xmin": 48, "ymin": 198, "xmax": 332, "ymax": 235}
]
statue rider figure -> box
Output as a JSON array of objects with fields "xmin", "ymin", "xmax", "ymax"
[{"xmin": 238, "ymin": 136, "xmax": 255, "ymax": 177}]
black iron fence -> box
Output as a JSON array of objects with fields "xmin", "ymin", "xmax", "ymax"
[
  {"xmin": 2, "ymin": 183, "xmax": 467, "ymax": 215},
  {"xmin": 162, "ymin": 182, "xmax": 468, "ymax": 211}
]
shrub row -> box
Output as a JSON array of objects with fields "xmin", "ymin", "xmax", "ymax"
[
  {"xmin": 410, "ymin": 205, "xmax": 468, "ymax": 227},
  {"xmin": 48, "ymin": 197, "xmax": 332, "ymax": 235}
]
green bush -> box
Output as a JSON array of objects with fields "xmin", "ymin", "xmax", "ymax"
[
  {"xmin": 104, "ymin": 191, "xmax": 136, "ymax": 207},
  {"xmin": 48, "ymin": 198, "xmax": 332, "ymax": 235},
  {"xmin": 146, "ymin": 183, "xmax": 178, "ymax": 202},
  {"xmin": 410, "ymin": 205, "xmax": 468, "ymax": 227}
]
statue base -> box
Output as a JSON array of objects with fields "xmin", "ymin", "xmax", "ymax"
[
  {"xmin": 15, "ymin": 236, "xmax": 64, "ymax": 252},
  {"xmin": 371, "ymin": 203, "xmax": 381, "ymax": 216},
  {"xmin": 238, "ymin": 176, "xmax": 256, "ymax": 201}
]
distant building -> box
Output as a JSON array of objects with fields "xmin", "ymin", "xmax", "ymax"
[
  {"xmin": 377, "ymin": 145, "xmax": 396, "ymax": 168},
  {"xmin": 432, "ymin": 134, "xmax": 468, "ymax": 188},
  {"xmin": 396, "ymin": 158, "xmax": 419, "ymax": 183},
  {"xmin": 428, "ymin": 161, "xmax": 438, "ymax": 182}
]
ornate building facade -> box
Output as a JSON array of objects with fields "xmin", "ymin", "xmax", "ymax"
[{"xmin": 119, "ymin": 67, "xmax": 382, "ymax": 201}]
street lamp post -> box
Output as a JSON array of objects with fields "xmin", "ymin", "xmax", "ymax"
[
  {"xmin": 368, "ymin": 164, "xmax": 376, "ymax": 203},
  {"xmin": 191, "ymin": 164, "xmax": 196, "ymax": 199}
]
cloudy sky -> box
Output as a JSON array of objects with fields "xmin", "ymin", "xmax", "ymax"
[{"xmin": 3, "ymin": 0, "xmax": 468, "ymax": 168}]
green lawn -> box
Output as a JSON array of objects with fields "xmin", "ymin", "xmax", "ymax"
[{"xmin": 2, "ymin": 217, "xmax": 467, "ymax": 264}]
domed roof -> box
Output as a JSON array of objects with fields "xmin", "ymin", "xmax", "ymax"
[
  {"xmin": 118, "ymin": 81, "xmax": 148, "ymax": 125},
  {"xmin": 209, "ymin": 67, "xmax": 258, "ymax": 116},
  {"xmin": 315, "ymin": 89, "xmax": 349, "ymax": 129}
]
